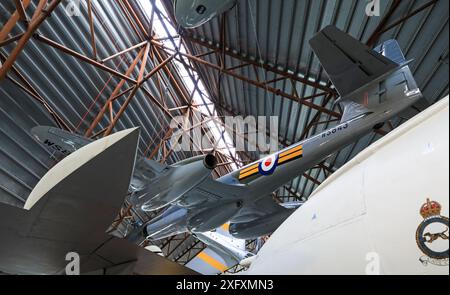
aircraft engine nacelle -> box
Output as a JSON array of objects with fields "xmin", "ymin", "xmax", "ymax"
[
  {"xmin": 229, "ymin": 209, "xmax": 294, "ymax": 240},
  {"xmin": 132, "ymin": 154, "xmax": 217, "ymax": 211},
  {"xmin": 188, "ymin": 201, "xmax": 243, "ymax": 232},
  {"xmin": 175, "ymin": 0, "xmax": 236, "ymax": 29}
]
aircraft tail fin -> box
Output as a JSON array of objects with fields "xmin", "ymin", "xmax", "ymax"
[
  {"xmin": 309, "ymin": 26, "xmax": 399, "ymax": 98},
  {"xmin": 311, "ymin": 26, "xmax": 422, "ymax": 123}
]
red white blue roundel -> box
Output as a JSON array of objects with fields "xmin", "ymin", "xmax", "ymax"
[{"xmin": 258, "ymin": 154, "xmax": 279, "ymax": 176}]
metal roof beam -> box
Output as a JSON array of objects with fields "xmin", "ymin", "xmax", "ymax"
[
  {"xmin": 121, "ymin": 0, "xmax": 150, "ymax": 40},
  {"xmin": 86, "ymin": 0, "xmax": 97, "ymax": 60},
  {"xmin": 176, "ymin": 239, "xmax": 206, "ymax": 264},
  {"xmin": 101, "ymin": 41, "xmax": 147, "ymax": 63},
  {"xmin": 0, "ymin": 0, "xmax": 31, "ymax": 41},
  {"xmin": 116, "ymin": 0, "xmax": 146, "ymax": 41},
  {"xmin": 85, "ymin": 46, "xmax": 145, "ymax": 136},
  {"xmin": 103, "ymin": 42, "xmax": 166, "ymax": 136},
  {"xmin": 375, "ymin": 0, "xmax": 439, "ymax": 39},
  {"xmin": 0, "ymin": 33, "xmax": 24, "ymax": 47},
  {"xmin": 366, "ymin": 0, "xmax": 402, "ymax": 47},
  {"xmin": 34, "ymin": 34, "xmax": 137, "ymax": 84},
  {"xmin": 12, "ymin": 0, "xmax": 27, "ymax": 22},
  {"xmin": 154, "ymin": 42, "xmax": 341, "ymax": 118},
  {"xmin": 181, "ymin": 33, "xmax": 335, "ymax": 94},
  {"xmin": 167, "ymin": 233, "xmax": 192, "ymax": 258},
  {"xmin": 0, "ymin": 0, "xmax": 62, "ymax": 81},
  {"xmin": 300, "ymin": 93, "xmax": 336, "ymax": 140}
]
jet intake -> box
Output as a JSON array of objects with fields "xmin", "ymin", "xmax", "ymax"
[{"xmin": 203, "ymin": 154, "xmax": 218, "ymax": 170}]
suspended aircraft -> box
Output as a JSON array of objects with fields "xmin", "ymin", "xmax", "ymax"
[
  {"xmin": 174, "ymin": 0, "xmax": 237, "ymax": 29},
  {"xmin": 31, "ymin": 26, "xmax": 423, "ymax": 242}
]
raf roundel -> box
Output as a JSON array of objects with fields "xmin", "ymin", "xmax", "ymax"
[{"xmin": 258, "ymin": 154, "xmax": 279, "ymax": 176}]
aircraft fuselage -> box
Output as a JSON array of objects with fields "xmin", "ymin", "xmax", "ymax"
[
  {"xmin": 144, "ymin": 66, "xmax": 422, "ymax": 240},
  {"xmin": 219, "ymin": 71, "xmax": 422, "ymax": 199}
]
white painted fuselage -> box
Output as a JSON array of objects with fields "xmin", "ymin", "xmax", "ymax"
[{"xmin": 245, "ymin": 96, "xmax": 449, "ymax": 275}]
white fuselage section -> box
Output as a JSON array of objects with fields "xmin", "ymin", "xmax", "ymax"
[{"xmin": 245, "ymin": 97, "xmax": 449, "ymax": 275}]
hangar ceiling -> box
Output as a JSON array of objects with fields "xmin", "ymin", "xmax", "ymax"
[{"xmin": 0, "ymin": 0, "xmax": 448, "ymax": 269}]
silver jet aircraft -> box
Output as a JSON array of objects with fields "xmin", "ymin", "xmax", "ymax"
[{"xmin": 32, "ymin": 26, "xmax": 423, "ymax": 241}]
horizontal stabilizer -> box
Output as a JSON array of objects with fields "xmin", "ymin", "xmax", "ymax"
[
  {"xmin": 229, "ymin": 195, "xmax": 295, "ymax": 239},
  {"xmin": 309, "ymin": 26, "xmax": 398, "ymax": 97},
  {"xmin": 374, "ymin": 39, "xmax": 406, "ymax": 65}
]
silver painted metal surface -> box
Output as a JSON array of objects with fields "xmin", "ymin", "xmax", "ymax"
[{"xmin": 31, "ymin": 27, "xmax": 423, "ymax": 242}]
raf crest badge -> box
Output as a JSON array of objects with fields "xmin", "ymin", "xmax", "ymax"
[{"xmin": 416, "ymin": 199, "xmax": 449, "ymax": 266}]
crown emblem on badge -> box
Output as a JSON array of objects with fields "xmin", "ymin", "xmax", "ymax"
[{"xmin": 420, "ymin": 198, "xmax": 442, "ymax": 219}]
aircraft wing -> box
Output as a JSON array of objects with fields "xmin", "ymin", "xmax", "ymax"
[
  {"xmin": 181, "ymin": 179, "xmax": 291, "ymax": 228},
  {"xmin": 228, "ymin": 195, "xmax": 296, "ymax": 240},
  {"xmin": 239, "ymin": 195, "xmax": 291, "ymax": 219},
  {"xmin": 309, "ymin": 25, "xmax": 398, "ymax": 97},
  {"xmin": 0, "ymin": 128, "xmax": 195, "ymax": 275},
  {"xmin": 178, "ymin": 176, "xmax": 246, "ymax": 206},
  {"xmin": 225, "ymin": 195, "xmax": 288, "ymax": 223}
]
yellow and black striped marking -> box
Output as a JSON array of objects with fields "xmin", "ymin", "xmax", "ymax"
[
  {"xmin": 238, "ymin": 145, "xmax": 303, "ymax": 181},
  {"xmin": 278, "ymin": 144, "xmax": 303, "ymax": 164},
  {"xmin": 238, "ymin": 163, "xmax": 259, "ymax": 180}
]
